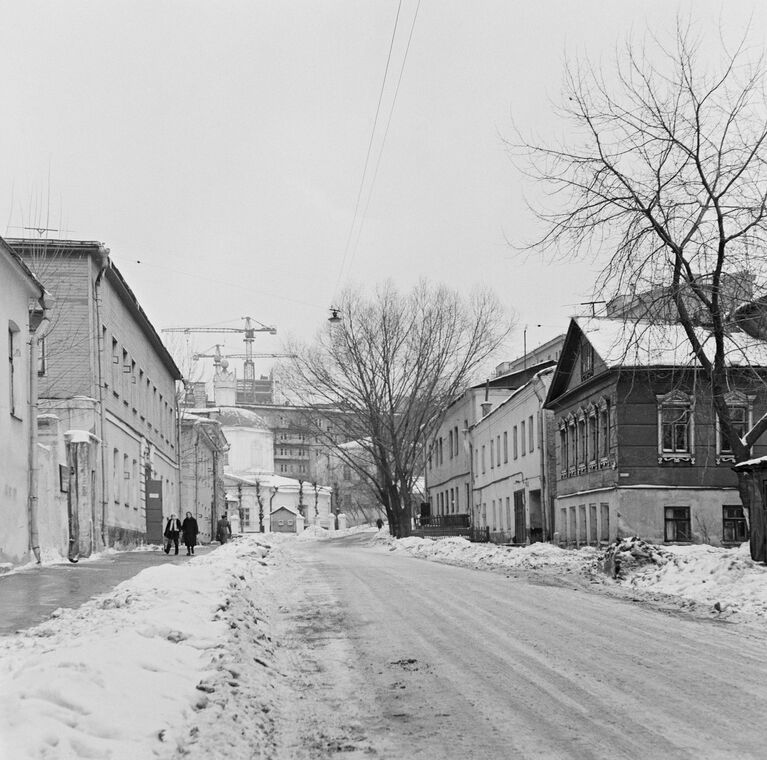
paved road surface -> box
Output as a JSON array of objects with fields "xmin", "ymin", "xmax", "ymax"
[
  {"xmin": 270, "ymin": 533, "xmax": 767, "ymax": 760},
  {"xmin": 0, "ymin": 545, "xmax": 215, "ymax": 635}
]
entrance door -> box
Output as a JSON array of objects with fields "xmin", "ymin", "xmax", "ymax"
[
  {"xmin": 513, "ymin": 489, "xmax": 526, "ymax": 543},
  {"xmin": 145, "ymin": 479, "xmax": 164, "ymax": 544}
]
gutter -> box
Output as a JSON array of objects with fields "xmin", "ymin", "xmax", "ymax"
[{"xmin": 28, "ymin": 291, "xmax": 54, "ymax": 563}]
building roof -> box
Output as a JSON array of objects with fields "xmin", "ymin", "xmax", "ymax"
[
  {"xmin": 6, "ymin": 238, "xmax": 181, "ymax": 380},
  {"xmin": 577, "ymin": 316, "xmax": 767, "ymax": 369},
  {"xmin": 0, "ymin": 236, "xmax": 46, "ymax": 301},
  {"xmin": 216, "ymin": 406, "xmax": 271, "ymax": 430},
  {"xmin": 470, "ymin": 367, "xmax": 554, "ymax": 430},
  {"xmin": 546, "ymin": 316, "xmax": 767, "ymax": 407}
]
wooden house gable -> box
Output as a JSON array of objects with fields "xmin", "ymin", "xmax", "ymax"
[{"xmin": 546, "ymin": 320, "xmax": 610, "ymax": 406}]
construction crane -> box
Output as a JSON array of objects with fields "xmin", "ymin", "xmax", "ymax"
[
  {"xmin": 162, "ymin": 316, "xmax": 277, "ymax": 382},
  {"xmin": 192, "ymin": 346, "xmax": 297, "ymax": 369}
]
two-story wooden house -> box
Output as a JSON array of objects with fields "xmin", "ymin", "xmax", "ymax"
[{"xmin": 545, "ymin": 317, "xmax": 767, "ymax": 547}]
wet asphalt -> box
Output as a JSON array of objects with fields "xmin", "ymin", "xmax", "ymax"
[{"xmin": 0, "ymin": 544, "xmax": 217, "ymax": 636}]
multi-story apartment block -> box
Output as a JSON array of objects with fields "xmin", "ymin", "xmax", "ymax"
[
  {"xmin": 11, "ymin": 239, "xmax": 182, "ymax": 554},
  {"xmin": 0, "ymin": 238, "xmax": 48, "ymax": 565},
  {"xmin": 471, "ymin": 367, "xmax": 555, "ymax": 543},
  {"xmin": 545, "ymin": 317, "xmax": 767, "ymax": 547}
]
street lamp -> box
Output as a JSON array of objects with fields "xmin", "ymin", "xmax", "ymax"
[{"xmin": 328, "ymin": 306, "xmax": 342, "ymax": 324}]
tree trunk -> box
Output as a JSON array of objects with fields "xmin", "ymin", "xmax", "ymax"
[{"xmin": 737, "ymin": 470, "xmax": 767, "ymax": 563}]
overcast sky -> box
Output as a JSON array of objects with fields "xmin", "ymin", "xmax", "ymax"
[{"xmin": 1, "ymin": 1, "xmax": 765, "ymax": 374}]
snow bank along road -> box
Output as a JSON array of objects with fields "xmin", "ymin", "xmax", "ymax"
[
  {"xmin": 1, "ymin": 533, "xmax": 765, "ymax": 759},
  {"xmin": 271, "ymin": 533, "xmax": 767, "ymax": 760}
]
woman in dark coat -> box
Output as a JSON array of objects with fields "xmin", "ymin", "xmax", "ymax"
[{"xmin": 181, "ymin": 511, "xmax": 199, "ymax": 555}]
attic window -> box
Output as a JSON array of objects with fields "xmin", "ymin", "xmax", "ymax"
[{"xmin": 581, "ymin": 344, "xmax": 594, "ymax": 380}]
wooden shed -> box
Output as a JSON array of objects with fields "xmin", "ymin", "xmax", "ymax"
[{"xmin": 270, "ymin": 506, "xmax": 299, "ymax": 534}]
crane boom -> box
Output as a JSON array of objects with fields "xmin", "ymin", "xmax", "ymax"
[{"xmin": 161, "ymin": 316, "xmax": 278, "ymax": 381}]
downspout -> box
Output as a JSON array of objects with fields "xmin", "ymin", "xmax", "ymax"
[
  {"xmin": 28, "ymin": 292, "xmax": 53, "ymax": 563},
  {"xmin": 94, "ymin": 246, "xmax": 111, "ymax": 549},
  {"xmin": 531, "ymin": 373, "xmax": 549, "ymax": 541}
]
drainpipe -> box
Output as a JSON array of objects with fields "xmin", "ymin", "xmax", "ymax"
[
  {"xmin": 94, "ymin": 245, "xmax": 111, "ymax": 550},
  {"xmin": 531, "ymin": 373, "xmax": 549, "ymax": 541},
  {"xmin": 28, "ymin": 292, "xmax": 54, "ymax": 563}
]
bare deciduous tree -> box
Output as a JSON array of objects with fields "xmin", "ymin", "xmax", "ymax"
[
  {"xmin": 517, "ymin": 21, "xmax": 767, "ymax": 559},
  {"xmin": 284, "ymin": 280, "xmax": 511, "ymax": 538}
]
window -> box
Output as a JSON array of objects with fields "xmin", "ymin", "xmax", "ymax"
[
  {"xmin": 528, "ymin": 415, "xmax": 534, "ymax": 453},
  {"xmin": 569, "ymin": 420, "xmax": 577, "ymax": 470},
  {"xmin": 242, "ymin": 508, "xmax": 251, "ymax": 527},
  {"xmin": 113, "ymin": 449, "xmax": 120, "ymax": 503},
  {"xmin": 123, "ymin": 454, "xmax": 130, "ymax": 507},
  {"xmin": 559, "ymin": 424, "xmax": 568, "ymax": 476},
  {"xmin": 497, "ymin": 435, "xmax": 501, "ymax": 466},
  {"xmin": 577, "ymin": 416, "xmax": 586, "ymax": 467},
  {"xmin": 664, "ymin": 507, "xmax": 691, "ymax": 542},
  {"xmin": 455, "ymin": 426, "xmax": 459, "ymax": 456},
  {"xmin": 658, "ymin": 391, "xmax": 694, "ymax": 462},
  {"xmin": 520, "ymin": 421, "xmax": 526, "ymax": 457},
  {"xmin": 723, "ymin": 505, "xmax": 748, "ymax": 544},
  {"xmin": 448, "ymin": 429, "xmax": 453, "ymax": 459},
  {"xmin": 481, "ymin": 445, "xmax": 486, "ymax": 473},
  {"xmin": 581, "ymin": 344, "xmax": 594, "ymax": 380},
  {"xmin": 490, "ymin": 440, "xmax": 494, "ymax": 469},
  {"xmin": 589, "ymin": 409, "xmax": 598, "ymax": 465},
  {"xmin": 8, "ymin": 324, "xmax": 18, "ymax": 416},
  {"xmin": 38, "ymin": 334, "xmax": 47, "ymax": 376},
  {"xmin": 513, "ymin": 426, "xmax": 518, "ymax": 459},
  {"xmin": 599, "ymin": 400, "xmax": 610, "ymax": 460},
  {"xmin": 716, "ymin": 392, "xmax": 753, "ymax": 464},
  {"xmin": 503, "ymin": 431, "xmax": 508, "ymax": 463}
]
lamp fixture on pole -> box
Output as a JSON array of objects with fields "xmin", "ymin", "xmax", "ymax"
[{"xmin": 328, "ymin": 306, "xmax": 342, "ymax": 324}]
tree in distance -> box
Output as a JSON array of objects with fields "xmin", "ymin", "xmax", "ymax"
[{"xmin": 284, "ymin": 280, "xmax": 511, "ymax": 538}]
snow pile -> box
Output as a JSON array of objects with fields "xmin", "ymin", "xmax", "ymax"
[
  {"xmin": 296, "ymin": 524, "xmax": 331, "ymax": 541},
  {"xmin": 598, "ymin": 536, "xmax": 671, "ymax": 579},
  {"xmin": 376, "ymin": 533, "xmax": 597, "ymax": 572},
  {"xmin": 374, "ymin": 532, "xmax": 767, "ymax": 625},
  {"xmin": 0, "ymin": 536, "xmax": 278, "ymax": 760},
  {"xmin": 617, "ymin": 542, "xmax": 767, "ymax": 622}
]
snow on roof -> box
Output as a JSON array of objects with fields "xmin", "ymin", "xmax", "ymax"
[{"xmin": 578, "ymin": 317, "xmax": 767, "ymax": 369}]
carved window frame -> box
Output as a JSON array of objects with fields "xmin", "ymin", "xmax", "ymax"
[{"xmin": 657, "ymin": 390, "xmax": 695, "ymax": 464}]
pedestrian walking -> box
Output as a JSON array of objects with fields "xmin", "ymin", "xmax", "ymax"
[
  {"xmin": 216, "ymin": 513, "xmax": 232, "ymax": 544},
  {"xmin": 181, "ymin": 511, "xmax": 199, "ymax": 555},
  {"xmin": 376, "ymin": 517, "xmax": 384, "ymax": 530},
  {"xmin": 163, "ymin": 514, "xmax": 182, "ymax": 555}
]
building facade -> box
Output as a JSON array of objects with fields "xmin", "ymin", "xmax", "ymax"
[
  {"xmin": 425, "ymin": 359, "xmax": 562, "ymax": 527},
  {"xmin": 0, "ymin": 238, "xmax": 48, "ymax": 566},
  {"xmin": 179, "ymin": 414, "xmax": 228, "ymax": 542},
  {"xmin": 545, "ymin": 317, "xmax": 767, "ymax": 547},
  {"xmin": 471, "ymin": 368, "xmax": 555, "ymax": 543},
  {"xmin": 11, "ymin": 239, "xmax": 182, "ymax": 554}
]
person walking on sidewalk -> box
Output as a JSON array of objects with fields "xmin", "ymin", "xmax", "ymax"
[
  {"xmin": 181, "ymin": 511, "xmax": 199, "ymax": 555},
  {"xmin": 216, "ymin": 513, "xmax": 232, "ymax": 545},
  {"xmin": 164, "ymin": 514, "xmax": 182, "ymax": 555}
]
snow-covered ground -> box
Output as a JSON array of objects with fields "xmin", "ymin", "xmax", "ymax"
[
  {"xmin": 374, "ymin": 530, "xmax": 767, "ymax": 625},
  {"xmin": 2, "ymin": 527, "xmax": 767, "ymax": 758},
  {"xmin": 0, "ymin": 536, "xmax": 279, "ymax": 760}
]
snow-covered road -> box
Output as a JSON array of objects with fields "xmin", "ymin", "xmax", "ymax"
[{"xmin": 271, "ymin": 533, "xmax": 767, "ymax": 759}]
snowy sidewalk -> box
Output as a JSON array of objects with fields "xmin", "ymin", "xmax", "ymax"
[
  {"xmin": 0, "ymin": 536, "xmax": 279, "ymax": 760},
  {"xmin": 0, "ymin": 545, "xmax": 216, "ymax": 635}
]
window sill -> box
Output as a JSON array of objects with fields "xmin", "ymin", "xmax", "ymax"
[{"xmin": 715, "ymin": 455, "xmax": 736, "ymax": 465}]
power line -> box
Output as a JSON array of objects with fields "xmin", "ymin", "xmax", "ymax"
[
  {"xmin": 350, "ymin": 0, "xmax": 421, "ymax": 263},
  {"xmin": 333, "ymin": 0, "xmax": 404, "ymax": 297}
]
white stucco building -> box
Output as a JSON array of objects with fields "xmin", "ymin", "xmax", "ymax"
[
  {"xmin": 471, "ymin": 368, "xmax": 555, "ymax": 543},
  {"xmin": 0, "ymin": 237, "xmax": 49, "ymax": 566}
]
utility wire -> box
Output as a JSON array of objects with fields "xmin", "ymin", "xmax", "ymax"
[
  {"xmin": 350, "ymin": 0, "xmax": 421, "ymax": 263},
  {"xmin": 333, "ymin": 0, "xmax": 404, "ymax": 298}
]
